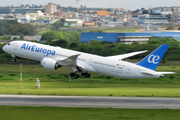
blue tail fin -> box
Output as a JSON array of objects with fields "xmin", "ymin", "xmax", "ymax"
[{"xmin": 136, "ymin": 44, "xmax": 169, "ymax": 70}]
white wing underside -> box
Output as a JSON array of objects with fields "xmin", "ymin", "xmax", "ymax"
[
  {"xmin": 57, "ymin": 54, "xmax": 81, "ymax": 66},
  {"xmin": 106, "ymin": 50, "xmax": 148, "ymax": 60}
]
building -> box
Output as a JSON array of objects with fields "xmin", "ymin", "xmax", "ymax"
[
  {"xmin": 64, "ymin": 19, "xmax": 83, "ymax": 27},
  {"xmin": 12, "ymin": 8, "xmax": 44, "ymax": 14},
  {"xmin": 45, "ymin": 3, "xmax": 57, "ymax": 15},
  {"xmin": 97, "ymin": 10, "xmax": 110, "ymax": 16},
  {"xmin": 153, "ymin": 6, "xmax": 180, "ymax": 14},
  {"xmin": 139, "ymin": 14, "xmax": 169, "ymax": 24},
  {"xmin": 81, "ymin": 32, "xmax": 180, "ymax": 44}
]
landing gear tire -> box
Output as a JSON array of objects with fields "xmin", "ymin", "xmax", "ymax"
[
  {"xmin": 73, "ymin": 74, "xmax": 79, "ymax": 79},
  {"xmin": 70, "ymin": 73, "xmax": 79, "ymax": 79},
  {"xmin": 85, "ymin": 73, "xmax": 91, "ymax": 78},
  {"xmin": 12, "ymin": 59, "xmax": 16, "ymax": 62},
  {"xmin": 81, "ymin": 73, "xmax": 86, "ymax": 76},
  {"xmin": 70, "ymin": 73, "xmax": 75, "ymax": 77}
]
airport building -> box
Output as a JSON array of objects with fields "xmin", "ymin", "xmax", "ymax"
[
  {"xmin": 11, "ymin": 8, "xmax": 44, "ymax": 14},
  {"xmin": 45, "ymin": 3, "xmax": 57, "ymax": 15},
  {"xmin": 81, "ymin": 31, "xmax": 180, "ymax": 44}
]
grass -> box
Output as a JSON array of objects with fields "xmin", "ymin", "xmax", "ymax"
[
  {"xmin": 88, "ymin": 26, "xmax": 143, "ymax": 33},
  {"xmin": 0, "ymin": 106, "xmax": 180, "ymax": 120},
  {"xmin": 0, "ymin": 64, "xmax": 180, "ymax": 97},
  {"xmin": 0, "ymin": 82, "xmax": 180, "ymax": 97},
  {"xmin": 0, "ymin": 64, "xmax": 179, "ymax": 83},
  {"xmin": 1, "ymin": 64, "xmax": 180, "ymax": 119},
  {"xmin": 105, "ymin": 28, "xmax": 138, "ymax": 32}
]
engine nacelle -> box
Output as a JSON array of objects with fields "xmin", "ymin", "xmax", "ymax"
[{"xmin": 40, "ymin": 58, "xmax": 60, "ymax": 70}]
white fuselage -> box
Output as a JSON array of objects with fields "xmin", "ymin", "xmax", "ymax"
[{"xmin": 3, "ymin": 41, "xmax": 161, "ymax": 79}]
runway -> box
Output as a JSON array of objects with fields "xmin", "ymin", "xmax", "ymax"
[{"xmin": 0, "ymin": 95, "xmax": 180, "ymax": 109}]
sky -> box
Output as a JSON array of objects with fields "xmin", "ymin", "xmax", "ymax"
[{"xmin": 1, "ymin": 0, "xmax": 180, "ymax": 10}]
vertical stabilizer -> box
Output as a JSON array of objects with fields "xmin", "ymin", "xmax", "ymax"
[{"xmin": 136, "ymin": 44, "xmax": 169, "ymax": 70}]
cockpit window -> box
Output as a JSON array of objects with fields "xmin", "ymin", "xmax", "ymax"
[{"xmin": 8, "ymin": 43, "xmax": 10, "ymax": 45}]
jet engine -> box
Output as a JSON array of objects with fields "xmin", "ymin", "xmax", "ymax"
[{"xmin": 40, "ymin": 58, "xmax": 60, "ymax": 70}]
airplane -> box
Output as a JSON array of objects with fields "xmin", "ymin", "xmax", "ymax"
[{"xmin": 2, "ymin": 40, "xmax": 175, "ymax": 79}]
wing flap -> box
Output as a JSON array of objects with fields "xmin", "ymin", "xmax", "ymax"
[{"xmin": 58, "ymin": 54, "xmax": 81, "ymax": 66}]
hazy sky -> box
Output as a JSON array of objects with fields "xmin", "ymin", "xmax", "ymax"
[{"xmin": 1, "ymin": 0, "xmax": 180, "ymax": 10}]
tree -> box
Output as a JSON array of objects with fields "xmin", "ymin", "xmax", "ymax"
[
  {"xmin": 113, "ymin": 17, "xmax": 117, "ymax": 22},
  {"xmin": 49, "ymin": 40, "xmax": 68, "ymax": 48},
  {"xmin": 141, "ymin": 8, "xmax": 145, "ymax": 11},
  {"xmin": 69, "ymin": 31, "xmax": 81, "ymax": 42},
  {"xmin": 41, "ymin": 31, "xmax": 54, "ymax": 41},
  {"xmin": 0, "ymin": 20, "xmax": 36, "ymax": 35},
  {"xmin": 51, "ymin": 19, "xmax": 65, "ymax": 30},
  {"xmin": 13, "ymin": 37, "xmax": 19, "ymax": 40},
  {"xmin": 2, "ymin": 35, "xmax": 11, "ymax": 40},
  {"xmin": 19, "ymin": 24, "xmax": 37, "ymax": 35},
  {"xmin": 89, "ymin": 40, "xmax": 101, "ymax": 44},
  {"xmin": 147, "ymin": 37, "xmax": 179, "ymax": 46},
  {"xmin": 20, "ymin": 34, "xmax": 24, "ymax": 40},
  {"xmin": 166, "ymin": 26, "xmax": 173, "ymax": 30},
  {"xmin": 0, "ymin": 7, "xmax": 11, "ymax": 14},
  {"xmin": 142, "ymin": 10, "xmax": 149, "ymax": 14}
]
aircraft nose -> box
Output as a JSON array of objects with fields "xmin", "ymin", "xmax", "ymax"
[{"xmin": 2, "ymin": 45, "xmax": 7, "ymax": 52}]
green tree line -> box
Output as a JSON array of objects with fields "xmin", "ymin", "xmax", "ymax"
[
  {"xmin": 0, "ymin": 20, "xmax": 36, "ymax": 36},
  {"xmin": 41, "ymin": 30, "xmax": 81, "ymax": 42},
  {"xmin": 0, "ymin": 7, "xmax": 11, "ymax": 14}
]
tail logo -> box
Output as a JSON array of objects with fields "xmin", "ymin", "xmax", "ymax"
[{"xmin": 148, "ymin": 55, "xmax": 160, "ymax": 64}]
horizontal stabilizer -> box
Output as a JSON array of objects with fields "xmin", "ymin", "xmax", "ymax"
[
  {"xmin": 156, "ymin": 72, "xmax": 176, "ymax": 75},
  {"xmin": 140, "ymin": 71, "xmax": 157, "ymax": 76},
  {"xmin": 140, "ymin": 71, "xmax": 176, "ymax": 77},
  {"xmin": 106, "ymin": 50, "xmax": 147, "ymax": 60}
]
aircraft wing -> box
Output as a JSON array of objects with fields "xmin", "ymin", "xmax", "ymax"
[
  {"xmin": 106, "ymin": 50, "xmax": 147, "ymax": 60},
  {"xmin": 57, "ymin": 54, "xmax": 81, "ymax": 66}
]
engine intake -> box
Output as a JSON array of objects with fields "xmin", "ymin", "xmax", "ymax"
[{"xmin": 40, "ymin": 58, "xmax": 60, "ymax": 70}]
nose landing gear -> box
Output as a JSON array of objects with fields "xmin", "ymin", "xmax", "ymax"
[
  {"xmin": 12, "ymin": 58, "xmax": 16, "ymax": 62},
  {"xmin": 11, "ymin": 55, "xmax": 16, "ymax": 62}
]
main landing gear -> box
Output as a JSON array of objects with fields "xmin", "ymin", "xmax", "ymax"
[
  {"xmin": 70, "ymin": 73, "xmax": 79, "ymax": 79},
  {"xmin": 81, "ymin": 73, "xmax": 91, "ymax": 78},
  {"xmin": 70, "ymin": 72, "xmax": 91, "ymax": 79}
]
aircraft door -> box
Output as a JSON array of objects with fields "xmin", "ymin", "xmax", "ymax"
[
  {"xmin": 125, "ymin": 66, "xmax": 131, "ymax": 74},
  {"xmin": 14, "ymin": 43, "xmax": 19, "ymax": 50},
  {"xmin": 88, "ymin": 59, "xmax": 93, "ymax": 65},
  {"xmin": 117, "ymin": 70, "xmax": 124, "ymax": 74}
]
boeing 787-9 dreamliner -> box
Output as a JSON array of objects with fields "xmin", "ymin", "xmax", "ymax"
[{"xmin": 2, "ymin": 41, "xmax": 175, "ymax": 79}]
